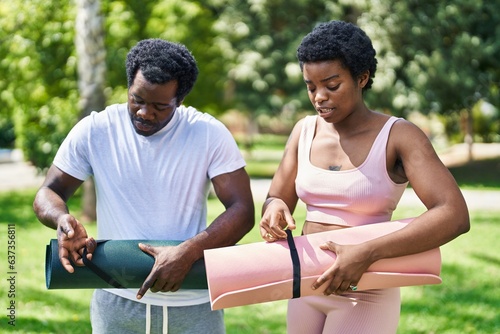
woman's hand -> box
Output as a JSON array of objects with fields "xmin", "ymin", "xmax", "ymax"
[
  {"xmin": 312, "ymin": 241, "xmax": 373, "ymax": 295},
  {"xmin": 259, "ymin": 198, "xmax": 296, "ymax": 242}
]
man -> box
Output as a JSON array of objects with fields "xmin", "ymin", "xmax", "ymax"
[{"xmin": 33, "ymin": 39, "xmax": 255, "ymax": 333}]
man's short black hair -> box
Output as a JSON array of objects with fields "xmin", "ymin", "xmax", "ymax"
[
  {"xmin": 297, "ymin": 20, "xmax": 377, "ymax": 91},
  {"xmin": 126, "ymin": 39, "xmax": 199, "ymax": 102}
]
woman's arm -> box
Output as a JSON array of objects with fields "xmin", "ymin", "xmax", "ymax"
[
  {"xmin": 368, "ymin": 120, "xmax": 469, "ymax": 260},
  {"xmin": 260, "ymin": 119, "xmax": 304, "ymax": 241},
  {"xmin": 313, "ymin": 120, "xmax": 469, "ymax": 295}
]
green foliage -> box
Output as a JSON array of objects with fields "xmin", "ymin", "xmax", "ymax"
[
  {"xmin": 1, "ymin": 0, "xmax": 499, "ymax": 171},
  {"xmin": 14, "ymin": 95, "xmax": 79, "ymax": 171},
  {"xmin": 0, "ymin": 117, "xmax": 16, "ymax": 148},
  {"xmin": 145, "ymin": 0, "xmax": 228, "ymax": 115},
  {"xmin": 0, "ymin": 0, "xmax": 78, "ymax": 171},
  {"xmin": 206, "ymin": 0, "xmax": 358, "ymax": 116},
  {"xmin": 471, "ymin": 100, "xmax": 499, "ymax": 142},
  {"xmin": 100, "ymin": 0, "xmax": 235, "ymax": 113},
  {"xmin": 377, "ymin": 0, "xmax": 500, "ymax": 115}
]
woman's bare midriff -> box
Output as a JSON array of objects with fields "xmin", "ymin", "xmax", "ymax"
[{"xmin": 302, "ymin": 220, "xmax": 351, "ymax": 235}]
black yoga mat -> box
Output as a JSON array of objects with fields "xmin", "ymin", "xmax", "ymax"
[{"xmin": 45, "ymin": 239, "xmax": 207, "ymax": 289}]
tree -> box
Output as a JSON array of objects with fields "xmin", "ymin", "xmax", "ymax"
[
  {"xmin": 192, "ymin": 0, "xmax": 370, "ymax": 143},
  {"xmin": 0, "ymin": 0, "xmax": 79, "ymax": 170},
  {"xmin": 368, "ymin": 0, "xmax": 500, "ymax": 150},
  {"xmin": 2, "ymin": 0, "xmax": 498, "ymax": 176},
  {"xmin": 75, "ymin": 0, "xmax": 107, "ymax": 221},
  {"xmin": 207, "ymin": 0, "xmax": 358, "ymax": 117}
]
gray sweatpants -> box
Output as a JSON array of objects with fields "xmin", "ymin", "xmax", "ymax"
[{"xmin": 90, "ymin": 289, "xmax": 225, "ymax": 334}]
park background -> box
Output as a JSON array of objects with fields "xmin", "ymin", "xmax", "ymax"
[{"xmin": 1, "ymin": 0, "xmax": 499, "ymax": 333}]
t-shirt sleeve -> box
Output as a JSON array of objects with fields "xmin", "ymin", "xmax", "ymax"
[
  {"xmin": 53, "ymin": 114, "xmax": 94, "ymax": 181},
  {"xmin": 206, "ymin": 119, "xmax": 246, "ymax": 180}
]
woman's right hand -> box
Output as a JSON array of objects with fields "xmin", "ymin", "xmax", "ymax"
[{"xmin": 259, "ymin": 198, "xmax": 296, "ymax": 242}]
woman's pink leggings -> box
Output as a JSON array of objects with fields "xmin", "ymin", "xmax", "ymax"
[{"xmin": 287, "ymin": 288, "xmax": 401, "ymax": 334}]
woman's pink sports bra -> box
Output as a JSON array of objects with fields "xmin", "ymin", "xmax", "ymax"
[{"xmin": 295, "ymin": 116, "xmax": 408, "ymax": 226}]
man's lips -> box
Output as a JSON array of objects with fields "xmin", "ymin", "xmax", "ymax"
[{"xmin": 134, "ymin": 119, "xmax": 154, "ymax": 132}]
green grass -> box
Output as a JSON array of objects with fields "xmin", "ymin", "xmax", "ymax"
[
  {"xmin": 0, "ymin": 189, "xmax": 499, "ymax": 333},
  {"xmin": 448, "ymin": 157, "xmax": 500, "ymax": 189},
  {"xmin": 245, "ymin": 144, "xmax": 500, "ymax": 189}
]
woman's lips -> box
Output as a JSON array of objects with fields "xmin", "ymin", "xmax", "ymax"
[{"xmin": 316, "ymin": 107, "xmax": 335, "ymax": 117}]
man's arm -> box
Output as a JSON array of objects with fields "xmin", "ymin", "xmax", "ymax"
[
  {"xmin": 192, "ymin": 167, "xmax": 255, "ymax": 251},
  {"xmin": 137, "ymin": 167, "xmax": 254, "ymax": 298},
  {"xmin": 33, "ymin": 165, "xmax": 96, "ymax": 273},
  {"xmin": 34, "ymin": 165, "xmax": 83, "ymax": 228}
]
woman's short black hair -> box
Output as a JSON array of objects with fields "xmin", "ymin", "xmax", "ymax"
[
  {"xmin": 297, "ymin": 20, "xmax": 377, "ymax": 91},
  {"xmin": 126, "ymin": 39, "xmax": 199, "ymax": 102}
]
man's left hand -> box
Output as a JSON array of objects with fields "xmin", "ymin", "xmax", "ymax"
[{"xmin": 136, "ymin": 244, "xmax": 193, "ymax": 299}]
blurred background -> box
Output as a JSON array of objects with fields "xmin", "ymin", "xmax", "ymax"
[
  {"xmin": 1, "ymin": 0, "xmax": 499, "ymax": 217},
  {"xmin": 1, "ymin": 0, "xmax": 499, "ymax": 166},
  {"xmin": 0, "ymin": 1, "xmax": 499, "ymax": 333}
]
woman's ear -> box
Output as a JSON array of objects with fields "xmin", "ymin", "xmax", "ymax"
[{"xmin": 358, "ymin": 70, "xmax": 370, "ymax": 88}]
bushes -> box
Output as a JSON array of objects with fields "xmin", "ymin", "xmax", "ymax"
[
  {"xmin": 0, "ymin": 117, "xmax": 15, "ymax": 149},
  {"xmin": 14, "ymin": 95, "xmax": 79, "ymax": 171}
]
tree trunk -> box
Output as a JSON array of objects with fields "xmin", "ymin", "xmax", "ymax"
[
  {"xmin": 75, "ymin": 0, "xmax": 106, "ymax": 222},
  {"xmin": 461, "ymin": 109, "xmax": 474, "ymax": 162}
]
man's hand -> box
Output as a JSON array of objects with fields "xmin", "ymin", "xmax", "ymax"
[
  {"xmin": 136, "ymin": 244, "xmax": 194, "ymax": 299},
  {"xmin": 56, "ymin": 214, "xmax": 96, "ymax": 273}
]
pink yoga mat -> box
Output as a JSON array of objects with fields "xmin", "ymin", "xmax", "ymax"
[{"xmin": 204, "ymin": 219, "xmax": 441, "ymax": 310}]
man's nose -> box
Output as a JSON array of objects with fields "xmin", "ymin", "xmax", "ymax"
[{"xmin": 136, "ymin": 104, "xmax": 154, "ymax": 120}]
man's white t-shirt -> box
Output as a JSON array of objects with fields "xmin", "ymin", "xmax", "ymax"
[{"xmin": 54, "ymin": 103, "xmax": 246, "ymax": 306}]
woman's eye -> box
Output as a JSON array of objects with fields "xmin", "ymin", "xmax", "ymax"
[{"xmin": 328, "ymin": 85, "xmax": 340, "ymax": 91}]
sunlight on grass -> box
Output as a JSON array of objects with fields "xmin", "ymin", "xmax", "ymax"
[
  {"xmin": 1, "ymin": 190, "xmax": 498, "ymax": 333},
  {"xmin": 216, "ymin": 201, "xmax": 500, "ymax": 334}
]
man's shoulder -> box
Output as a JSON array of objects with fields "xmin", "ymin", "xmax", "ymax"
[
  {"xmin": 90, "ymin": 103, "xmax": 126, "ymax": 119},
  {"xmin": 177, "ymin": 105, "xmax": 214, "ymax": 121},
  {"xmin": 83, "ymin": 103, "xmax": 127, "ymax": 129},
  {"xmin": 176, "ymin": 105, "xmax": 226, "ymax": 130}
]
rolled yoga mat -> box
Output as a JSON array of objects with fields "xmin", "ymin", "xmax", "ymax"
[
  {"xmin": 46, "ymin": 239, "xmax": 208, "ymax": 289},
  {"xmin": 204, "ymin": 219, "xmax": 442, "ymax": 310}
]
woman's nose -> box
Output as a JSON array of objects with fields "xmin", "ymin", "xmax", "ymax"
[{"xmin": 314, "ymin": 88, "xmax": 328, "ymax": 103}]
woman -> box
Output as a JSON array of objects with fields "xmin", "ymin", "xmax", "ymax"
[{"xmin": 259, "ymin": 20, "xmax": 469, "ymax": 333}]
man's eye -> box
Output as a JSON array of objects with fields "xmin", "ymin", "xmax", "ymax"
[{"xmin": 154, "ymin": 104, "xmax": 170, "ymax": 111}]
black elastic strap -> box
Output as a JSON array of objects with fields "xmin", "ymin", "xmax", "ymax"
[
  {"xmin": 82, "ymin": 246, "xmax": 125, "ymax": 289},
  {"xmin": 285, "ymin": 229, "xmax": 301, "ymax": 298}
]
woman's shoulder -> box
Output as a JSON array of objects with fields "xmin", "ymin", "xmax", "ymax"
[
  {"xmin": 293, "ymin": 115, "xmax": 317, "ymax": 132},
  {"xmin": 388, "ymin": 116, "xmax": 437, "ymax": 158},
  {"xmin": 290, "ymin": 116, "xmax": 312, "ymax": 138},
  {"xmin": 390, "ymin": 116, "xmax": 428, "ymax": 138}
]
